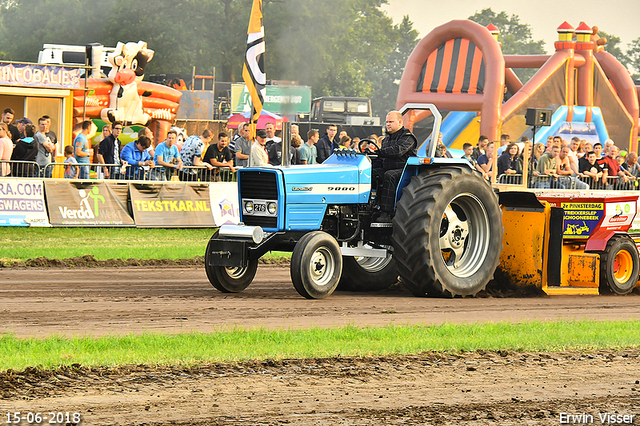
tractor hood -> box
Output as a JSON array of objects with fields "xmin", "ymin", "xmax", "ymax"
[{"xmin": 280, "ymin": 152, "xmax": 372, "ymax": 204}]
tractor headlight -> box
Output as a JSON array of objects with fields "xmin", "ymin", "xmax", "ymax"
[
  {"xmin": 267, "ymin": 202, "xmax": 277, "ymax": 215},
  {"xmin": 244, "ymin": 200, "xmax": 254, "ymax": 213}
]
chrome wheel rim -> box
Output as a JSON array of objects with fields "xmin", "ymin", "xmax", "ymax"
[
  {"xmin": 438, "ymin": 193, "xmax": 490, "ymax": 278},
  {"xmin": 225, "ymin": 265, "xmax": 247, "ymax": 279},
  {"xmin": 310, "ymin": 247, "xmax": 335, "ymax": 286},
  {"xmin": 355, "ymin": 246, "xmax": 393, "ymax": 272}
]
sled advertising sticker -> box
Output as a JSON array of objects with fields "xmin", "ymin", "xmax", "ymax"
[
  {"xmin": 560, "ymin": 202, "xmax": 604, "ymax": 238},
  {"xmin": 601, "ymin": 199, "xmax": 637, "ymax": 230}
]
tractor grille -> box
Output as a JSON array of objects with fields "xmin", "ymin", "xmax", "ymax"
[
  {"xmin": 240, "ymin": 171, "xmax": 278, "ymax": 199},
  {"xmin": 244, "ymin": 215, "xmax": 277, "ymax": 228},
  {"xmin": 240, "ymin": 171, "xmax": 278, "ymax": 228}
]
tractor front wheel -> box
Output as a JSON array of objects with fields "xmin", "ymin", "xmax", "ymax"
[
  {"xmin": 205, "ymin": 233, "xmax": 258, "ymax": 293},
  {"xmin": 291, "ymin": 231, "xmax": 343, "ymax": 299}
]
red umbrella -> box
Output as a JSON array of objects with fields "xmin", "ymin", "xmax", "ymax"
[{"xmin": 226, "ymin": 109, "xmax": 289, "ymax": 130}]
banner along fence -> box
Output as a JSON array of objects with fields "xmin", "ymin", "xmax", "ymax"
[
  {"xmin": 0, "ymin": 179, "xmax": 49, "ymax": 227},
  {"xmin": 0, "ymin": 178, "xmax": 239, "ymax": 228}
]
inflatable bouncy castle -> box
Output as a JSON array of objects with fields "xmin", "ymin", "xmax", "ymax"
[
  {"xmin": 397, "ymin": 20, "xmax": 640, "ymax": 152},
  {"xmin": 72, "ymin": 41, "xmax": 182, "ymax": 143}
]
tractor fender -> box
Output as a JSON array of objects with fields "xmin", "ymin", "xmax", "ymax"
[
  {"xmin": 396, "ymin": 159, "xmax": 477, "ymax": 206},
  {"xmin": 585, "ymin": 230, "xmax": 628, "ymax": 253}
]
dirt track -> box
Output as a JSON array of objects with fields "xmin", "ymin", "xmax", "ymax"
[{"xmin": 2, "ymin": 265, "xmax": 640, "ymax": 425}]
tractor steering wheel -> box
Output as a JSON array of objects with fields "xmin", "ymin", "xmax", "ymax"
[{"xmin": 358, "ymin": 138, "xmax": 381, "ymax": 157}]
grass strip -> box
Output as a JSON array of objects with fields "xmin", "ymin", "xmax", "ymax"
[
  {"xmin": 0, "ymin": 227, "xmax": 290, "ymax": 262},
  {"xmin": 2, "ymin": 320, "xmax": 639, "ymax": 372}
]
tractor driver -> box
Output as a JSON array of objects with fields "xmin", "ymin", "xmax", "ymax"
[{"xmin": 368, "ymin": 111, "xmax": 417, "ymax": 223}]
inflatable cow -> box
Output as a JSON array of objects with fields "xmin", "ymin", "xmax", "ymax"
[{"xmin": 100, "ymin": 41, "xmax": 154, "ymax": 125}]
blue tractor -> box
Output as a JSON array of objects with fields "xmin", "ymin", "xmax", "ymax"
[{"xmin": 205, "ymin": 104, "xmax": 504, "ymax": 299}]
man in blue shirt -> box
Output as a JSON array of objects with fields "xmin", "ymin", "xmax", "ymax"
[
  {"xmin": 73, "ymin": 120, "xmax": 93, "ymax": 179},
  {"xmin": 121, "ymin": 136, "xmax": 154, "ymax": 180},
  {"xmin": 152, "ymin": 130, "xmax": 183, "ymax": 180},
  {"xmin": 299, "ymin": 129, "xmax": 319, "ymax": 165}
]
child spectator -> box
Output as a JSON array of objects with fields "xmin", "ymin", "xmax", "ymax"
[
  {"xmin": 64, "ymin": 145, "xmax": 79, "ymax": 179},
  {"xmin": 290, "ymin": 134, "xmax": 302, "ymax": 165},
  {"xmin": 461, "ymin": 142, "xmax": 476, "ymax": 166},
  {"xmin": 339, "ymin": 135, "xmax": 352, "ymax": 149}
]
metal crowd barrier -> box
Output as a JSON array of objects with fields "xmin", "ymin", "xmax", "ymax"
[
  {"xmin": 496, "ymin": 174, "xmax": 523, "ymax": 185},
  {"xmin": 598, "ymin": 175, "xmax": 638, "ymax": 191},
  {"xmin": 41, "ymin": 162, "xmax": 127, "ymax": 180},
  {"xmin": 176, "ymin": 165, "xmax": 238, "ymax": 182},
  {"xmin": 2, "ymin": 158, "xmax": 636, "ymax": 190},
  {"xmin": 1, "ymin": 160, "xmax": 41, "ymax": 178},
  {"xmin": 496, "ymin": 172, "xmax": 640, "ymax": 191},
  {"xmin": 1, "ymin": 160, "xmax": 238, "ymax": 182}
]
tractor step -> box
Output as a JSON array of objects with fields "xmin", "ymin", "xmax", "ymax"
[
  {"xmin": 370, "ymin": 222, "xmax": 393, "ymax": 228},
  {"xmin": 544, "ymin": 286, "xmax": 599, "ymax": 296}
]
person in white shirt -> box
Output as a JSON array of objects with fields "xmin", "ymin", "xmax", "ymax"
[
  {"xmin": 264, "ymin": 122, "xmax": 281, "ymax": 151},
  {"xmin": 250, "ymin": 129, "xmax": 269, "ymax": 166}
]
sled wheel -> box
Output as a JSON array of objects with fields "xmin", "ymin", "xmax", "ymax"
[
  {"xmin": 291, "ymin": 231, "xmax": 343, "ymax": 299},
  {"xmin": 338, "ymin": 250, "xmax": 398, "ymax": 291},
  {"xmin": 392, "ymin": 167, "xmax": 503, "ymax": 297},
  {"xmin": 600, "ymin": 236, "xmax": 639, "ymax": 295},
  {"xmin": 205, "ymin": 233, "xmax": 258, "ymax": 293}
]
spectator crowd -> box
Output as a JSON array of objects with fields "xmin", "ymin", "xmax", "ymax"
[
  {"xmin": 462, "ymin": 132, "xmax": 639, "ymax": 190},
  {"xmin": 2, "ymin": 104, "xmax": 639, "ymax": 193}
]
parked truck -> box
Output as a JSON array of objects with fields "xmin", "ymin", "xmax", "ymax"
[{"xmin": 295, "ymin": 96, "xmax": 383, "ymax": 141}]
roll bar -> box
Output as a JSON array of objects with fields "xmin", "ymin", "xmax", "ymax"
[{"xmin": 398, "ymin": 103, "xmax": 443, "ymax": 158}]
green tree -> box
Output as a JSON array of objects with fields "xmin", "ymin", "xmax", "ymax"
[
  {"xmin": 468, "ymin": 8, "xmax": 545, "ymax": 55},
  {"xmin": 468, "ymin": 8, "xmax": 546, "ymax": 82},
  {"xmin": 598, "ymin": 30, "xmax": 630, "ymax": 68},
  {"xmin": 0, "ymin": 0, "xmax": 116, "ymax": 62},
  {"xmin": 267, "ymin": 0, "xmax": 390, "ymax": 95},
  {"xmin": 628, "ymin": 37, "xmax": 640, "ymax": 81},
  {"xmin": 264, "ymin": 0, "xmax": 418, "ymax": 118},
  {"xmin": 367, "ymin": 15, "xmax": 419, "ymax": 118},
  {"xmin": 0, "ymin": 0, "xmax": 419, "ymax": 116},
  {"xmin": 104, "ymin": 0, "xmax": 225, "ymax": 76}
]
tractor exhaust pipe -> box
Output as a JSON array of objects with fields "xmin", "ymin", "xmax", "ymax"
[
  {"xmin": 219, "ymin": 224, "xmax": 265, "ymax": 244},
  {"xmin": 282, "ymin": 122, "xmax": 291, "ymax": 167}
]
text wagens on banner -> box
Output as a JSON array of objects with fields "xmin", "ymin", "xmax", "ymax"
[{"xmin": 0, "ymin": 179, "xmax": 49, "ymax": 226}]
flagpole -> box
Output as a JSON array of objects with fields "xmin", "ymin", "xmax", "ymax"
[{"xmin": 242, "ymin": 0, "xmax": 266, "ymax": 159}]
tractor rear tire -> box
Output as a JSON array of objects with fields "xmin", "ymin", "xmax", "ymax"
[
  {"xmin": 205, "ymin": 233, "xmax": 258, "ymax": 293},
  {"xmin": 338, "ymin": 252, "xmax": 398, "ymax": 292},
  {"xmin": 291, "ymin": 231, "xmax": 343, "ymax": 299},
  {"xmin": 600, "ymin": 235, "xmax": 639, "ymax": 295},
  {"xmin": 392, "ymin": 167, "xmax": 503, "ymax": 297}
]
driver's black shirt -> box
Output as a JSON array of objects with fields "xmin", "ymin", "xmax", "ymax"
[{"xmin": 377, "ymin": 126, "xmax": 417, "ymax": 171}]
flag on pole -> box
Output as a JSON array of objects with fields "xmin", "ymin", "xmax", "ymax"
[{"xmin": 242, "ymin": 0, "xmax": 266, "ymax": 125}]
